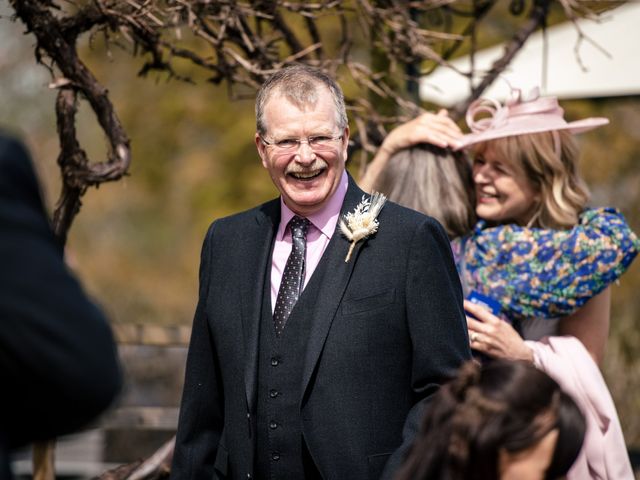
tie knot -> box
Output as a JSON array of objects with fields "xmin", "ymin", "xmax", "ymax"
[{"xmin": 289, "ymin": 216, "xmax": 310, "ymax": 239}]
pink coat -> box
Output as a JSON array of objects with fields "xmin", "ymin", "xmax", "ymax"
[{"xmin": 525, "ymin": 336, "xmax": 634, "ymax": 480}]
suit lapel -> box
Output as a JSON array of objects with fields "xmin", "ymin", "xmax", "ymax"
[
  {"xmin": 241, "ymin": 179, "xmax": 371, "ymax": 408},
  {"xmin": 241, "ymin": 199, "xmax": 279, "ymax": 413},
  {"xmin": 300, "ymin": 177, "xmax": 368, "ymax": 400}
]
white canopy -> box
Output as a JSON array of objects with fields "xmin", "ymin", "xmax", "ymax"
[{"xmin": 419, "ymin": 2, "xmax": 640, "ymax": 107}]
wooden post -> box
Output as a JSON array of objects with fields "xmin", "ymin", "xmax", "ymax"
[{"xmin": 33, "ymin": 441, "xmax": 55, "ymax": 480}]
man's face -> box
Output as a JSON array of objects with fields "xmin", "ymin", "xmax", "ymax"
[{"xmin": 255, "ymin": 87, "xmax": 349, "ymax": 217}]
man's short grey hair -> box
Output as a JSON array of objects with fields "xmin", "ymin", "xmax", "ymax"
[{"xmin": 255, "ymin": 64, "xmax": 348, "ymax": 136}]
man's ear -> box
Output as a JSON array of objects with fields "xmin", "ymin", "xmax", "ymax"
[
  {"xmin": 255, "ymin": 133, "xmax": 268, "ymax": 169},
  {"xmin": 341, "ymin": 126, "xmax": 350, "ymax": 161}
]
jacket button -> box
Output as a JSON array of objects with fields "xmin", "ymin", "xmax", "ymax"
[
  {"xmin": 269, "ymin": 389, "xmax": 279, "ymax": 398},
  {"xmin": 271, "ymin": 357, "xmax": 280, "ymax": 366},
  {"xmin": 269, "ymin": 421, "xmax": 278, "ymax": 429},
  {"xmin": 272, "ymin": 452, "xmax": 280, "ymax": 461}
]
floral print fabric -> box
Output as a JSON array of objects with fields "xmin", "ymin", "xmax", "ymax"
[{"xmin": 451, "ymin": 208, "xmax": 639, "ymax": 322}]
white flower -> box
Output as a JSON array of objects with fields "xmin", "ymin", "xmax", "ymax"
[{"xmin": 339, "ymin": 192, "xmax": 387, "ymax": 262}]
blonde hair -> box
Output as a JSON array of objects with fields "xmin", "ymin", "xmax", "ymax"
[
  {"xmin": 372, "ymin": 145, "xmax": 476, "ymax": 239},
  {"xmin": 475, "ymin": 130, "xmax": 590, "ymax": 229}
]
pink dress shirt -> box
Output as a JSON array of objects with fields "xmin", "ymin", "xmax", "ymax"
[{"xmin": 270, "ymin": 170, "xmax": 348, "ymax": 312}]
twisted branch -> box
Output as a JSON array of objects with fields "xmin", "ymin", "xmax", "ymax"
[{"xmin": 10, "ymin": 0, "xmax": 131, "ymax": 243}]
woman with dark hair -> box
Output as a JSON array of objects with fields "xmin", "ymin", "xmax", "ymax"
[{"xmin": 395, "ymin": 360, "xmax": 586, "ymax": 480}]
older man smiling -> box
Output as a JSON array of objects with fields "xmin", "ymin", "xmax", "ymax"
[{"xmin": 171, "ymin": 65, "xmax": 470, "ymax": 480}]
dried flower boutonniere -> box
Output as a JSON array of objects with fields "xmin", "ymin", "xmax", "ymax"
[{"xmin": 339, "ymin": 192, "xmax": 387, "ymax": 262}]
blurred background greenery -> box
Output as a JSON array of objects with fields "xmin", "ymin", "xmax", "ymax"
[{"xmin": 2, "ymin": 1, "xmax": 639, "ymax": 452}]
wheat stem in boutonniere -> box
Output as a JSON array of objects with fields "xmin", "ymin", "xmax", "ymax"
[{"xmin": 339, "ymin": 192, "xmax": 387, "ymax": 262}]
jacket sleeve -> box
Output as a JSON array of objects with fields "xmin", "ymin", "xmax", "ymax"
[
  {"xmin": 171, "ymin": 222, "xmax": 226, "ymax": 479},
  {"xmin": 0, "ymin": 134, "xmax": 122, "ymax": 447},
  {"xmin": 381, "ymin": 217, "xmax": 472, "ymax": 479}
]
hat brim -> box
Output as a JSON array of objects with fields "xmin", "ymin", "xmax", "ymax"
[{"xmin": 454, "ymin": 117, "xmax": 609, "ymax": 150}]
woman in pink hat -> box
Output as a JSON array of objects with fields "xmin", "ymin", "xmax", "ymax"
[{"xmin": 360, "ymin": 88, "xmax": 638, "ymax": 479}]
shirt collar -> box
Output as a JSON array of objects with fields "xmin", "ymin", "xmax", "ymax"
[{"xmin": 278, "ymin": 169, "xmax": 348, "ymax": 240}]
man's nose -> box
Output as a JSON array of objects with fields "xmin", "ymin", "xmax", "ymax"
[{"xmin": 295, "ymin": 141, "xmax": 316, "ymax": 164}]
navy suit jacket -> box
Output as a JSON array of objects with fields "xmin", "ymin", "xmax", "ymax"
[{"xmin": 171, "ymin": 175, "xmax": 471, "ymax": 480}]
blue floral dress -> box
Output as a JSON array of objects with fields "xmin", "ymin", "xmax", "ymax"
[{"xmin": 451, "ymin": 208, "xmax": 639, "ymax": 324}]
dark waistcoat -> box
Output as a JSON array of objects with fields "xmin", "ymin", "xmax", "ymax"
[
  {"xmin": 255, "ymin": 258, "xmax": 325, "ymax": 480},
  {"xmin": 256, "ymin": 269, "xmax": 309, "ymax": 479}
]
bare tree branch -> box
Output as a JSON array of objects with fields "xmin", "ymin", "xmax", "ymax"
[
  {"xmin": 451, "ymin": 0, "xmax": 551, "ymax": 120},
  {"xmin": 10, "ymin": 0, "xmax": 131, "ymax": 243}
]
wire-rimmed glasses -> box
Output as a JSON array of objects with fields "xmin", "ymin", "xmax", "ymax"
[{"xmin": 260, "ymin": 133, "xmax": 343, "ymax": 153}]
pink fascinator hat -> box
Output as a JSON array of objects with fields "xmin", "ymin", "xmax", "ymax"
[{"xmin": 455, "ymin": 87, "xmax": 609, "ymax": 150}]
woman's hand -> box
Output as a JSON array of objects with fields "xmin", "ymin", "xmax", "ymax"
[
  {"xmin": 379, "ymin": 109, "xmax": 463, "ymax": 155},
  {"xmin": 464, "ymin": 300, "xmax": 534, "ymax": 363}
]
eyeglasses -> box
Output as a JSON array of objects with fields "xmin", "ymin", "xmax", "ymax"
[{"xmin": 260, "ymin": 133, "xmax": 343, "ymax": 153}]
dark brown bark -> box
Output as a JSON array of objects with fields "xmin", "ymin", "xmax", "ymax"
[{"xmin": 10, "ymin": 0, "xmax": 131, "ymax": 243}]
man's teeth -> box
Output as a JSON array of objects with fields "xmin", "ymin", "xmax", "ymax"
[{"xmin": 291, "ymin": 171, "xmax": 321, "ymax": 179}]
